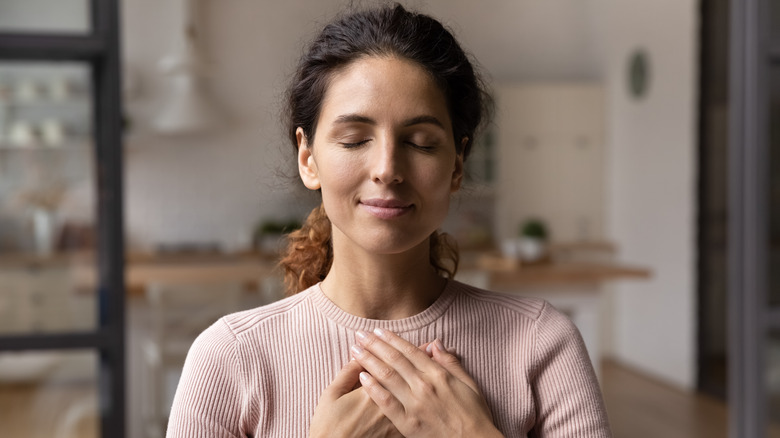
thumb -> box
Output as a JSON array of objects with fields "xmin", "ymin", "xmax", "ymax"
[
  {"xmin": 429, "ymin": 339, "xmax": 482, "ymax": 395},
  {"xmin": 321, "ymin": 360, "xmax": 363, "ymax": 402},
  {"xmin": 421, "ymin": 340, "xmax": 456, "ymax": 357}
]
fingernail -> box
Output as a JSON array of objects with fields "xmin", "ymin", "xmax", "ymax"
[
  {"xmin": 355, "ymin": 330, "xmax": 368, "ymax": 341},
  {"xmin": 426, "ymin": 343, "xmax": 434, "ymax": 354},
  {"xmin": 373, "ymin": 327, "xmax": 385, "ymax": 337},
  {"xmin": 351, "ymin": 344, "xmax": 364, "ymax": 356},
  {"xmin": 434, "ymin": 338, "xmax": 445, "ymax": 352},
  {"xmin": 359, "ymin": 371, "xmax": 370, "ymax": 383}
]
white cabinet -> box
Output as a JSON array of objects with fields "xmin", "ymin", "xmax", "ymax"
[
  {"xmin": 495, "ymin": 83, "xmax": 605, "ymax": 242},
  {"xmin": 0, "ymin": 266, "xmax": 93, "ymax": 334}
]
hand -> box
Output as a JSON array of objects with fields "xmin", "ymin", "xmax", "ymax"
[
  {"xmin": 310, "ymin": 359, "xmax": 404, "ymax": 438},
  {"xmin": 351, "ymin": 329, "xmax": 503, "ymax": 438}
]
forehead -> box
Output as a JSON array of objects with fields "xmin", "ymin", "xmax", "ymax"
[{"xmin": 318, "ymin": 56, "xmax": 451, "ymax": 127}]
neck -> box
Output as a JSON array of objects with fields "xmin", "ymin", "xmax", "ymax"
[{"xmin": 321, "ymin": 233, "xmax": 446, "ymax": 320}]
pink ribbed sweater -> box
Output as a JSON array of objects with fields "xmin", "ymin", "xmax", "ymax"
[{"xmin": 167, "ymin": 280, "xmax": 611, "ymax": 437}]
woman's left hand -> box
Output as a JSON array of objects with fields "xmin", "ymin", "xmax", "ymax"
[{"xmin": 350, "ymin": 329, "xmax": 504, "ymax": 438}]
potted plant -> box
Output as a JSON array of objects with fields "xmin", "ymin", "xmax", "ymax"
[
  {"xmin": 253, "ymin": 219, "xmax": 301, "ymax": 255},
  {"xmin": 518, "ymin": 218, "xmax": 549, "ymax": 263}
]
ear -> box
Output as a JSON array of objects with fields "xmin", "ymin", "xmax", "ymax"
[
  {"xmin": 450, "ymin": 137, "xmax": 467, "ymax": 193},
  {"xmin": 297, "ymin": 128, "xmax": 321, "ymax": 190}
]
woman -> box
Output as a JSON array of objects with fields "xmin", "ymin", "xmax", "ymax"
[{"xmin": 167, "ymin": 4, "xmax": 611, "ymax": 437}]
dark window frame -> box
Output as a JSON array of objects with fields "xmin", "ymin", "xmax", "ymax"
[
  {"xmin": 728, "ymin": 0, "xmax": 776, "ymax": 436},
  {"xmin": 697, "ymin": 0, "xmax": 730, "ymax": 401}
]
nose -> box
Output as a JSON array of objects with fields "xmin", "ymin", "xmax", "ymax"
[{"xmin": 370, "ymin": 137, "xmax": 404, "ymax": 185}]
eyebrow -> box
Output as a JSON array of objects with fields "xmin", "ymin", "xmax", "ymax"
[{"xmin": 333, "ymin": 114, "xmax": 445, "ymax": 129}]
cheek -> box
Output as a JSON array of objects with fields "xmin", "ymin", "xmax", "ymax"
[
  {"xmin": 422, "ymin": 161, "xmax": 457, "ymax": 192},
  {"xmin": 317, "ymin": 151, "xmax": 357, "ymax": 183},
  {"xmin": 317, "ymin": 154, "xmax": 363, "ymax": 204},
  {"xmin": 416, "ymin": 168, "xmax": 456, "ymax": 217}
]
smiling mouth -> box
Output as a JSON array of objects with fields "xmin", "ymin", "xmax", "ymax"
[{"xmin": 359, "ymin": 198, "xmax": 414, "ymax": 219}]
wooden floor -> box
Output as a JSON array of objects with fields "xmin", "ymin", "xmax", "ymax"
[
  {"xmin": 0, "ymin": 381, "xmax": 97, "ymax": 438},
  {"xmin": 602, "ymin": 359, "xmax": 780, "ymax": 438},
  {"xmin": 1, "ymin": 360, "xmax": 778, "ymax": 437}
]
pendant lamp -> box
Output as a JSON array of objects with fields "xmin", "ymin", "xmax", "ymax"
[{"xmin": 154, "ymin": 0, "xmax": 221, "ymax": 134}]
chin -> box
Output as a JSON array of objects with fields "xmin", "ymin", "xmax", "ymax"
[{"xmin": 359, "ymin": 232, "xmax": 432, "ymax": 256}]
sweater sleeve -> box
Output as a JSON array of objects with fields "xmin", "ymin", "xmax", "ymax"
[
  {"xmin": 166, "ymin": 318, "xmax": 247, "ymax": 438},
  {"xmin": 529, "ymin": 301, "xmax": 612, "ymax": 437}
]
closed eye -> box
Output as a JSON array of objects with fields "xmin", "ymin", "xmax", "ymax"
[
  {"xmin": 340, "ymin": 139, "xmax": 370, "ymax": 148},
  {"xmin": 406, "ymin": 141, "xmax": 435, "ymax": 152}
]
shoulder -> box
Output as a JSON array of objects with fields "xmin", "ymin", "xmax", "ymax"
[
  {"xmin": 184, "ymin": 287, "xmax": 316, "ymax": 374},
  {"xmin": 215, "ymin": 285, "xmax": 316, "ymax": 339},
  {"xmin": 448, "ymin": 279, "xmax": 552, "ymax": 322},
  {"xmin": 448, "ymin": 280, "xmax": 582, "ymax": 350}
]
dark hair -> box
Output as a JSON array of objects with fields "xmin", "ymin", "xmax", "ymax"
[{"xmin": 280, "ymin": 3, "xmax": 492, "ymax": 295}]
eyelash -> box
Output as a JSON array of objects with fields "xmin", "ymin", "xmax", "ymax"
[
  {"xmin": 339, "ymin": 140, "xmax": 435, "ymax": 151},
  {"xmin": 340, "ymin": 140, "xmax": 370, "ymax": 148},
  {"xmin": 409, "ymin": 142, "xmax": 435, "ymax": 152}
]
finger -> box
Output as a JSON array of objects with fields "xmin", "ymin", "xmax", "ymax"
[
  {"xmin": 350, "ymin": 342, "xmax": 412, "ymax": 399},
  {"xmin": 321, "ymin": 359, "xmax": 363, "ymax": 401},
  {"xmin": 358, "ymin": 371, "xmax": 407, "ymax": 426},
  {"xmin": 429, "ymin": 339, "xmax": 482, "ymax": 395},
  {"xmin": 355, "ymin": 330, "xmax": 423, "ymax": 382},
  {"xmin": 424, "ymin": 341, "xmax": 456, "ymax": 356},
  {"xmin": 362, "ymin": 328, "xmax": 438, "ymax": 376}
]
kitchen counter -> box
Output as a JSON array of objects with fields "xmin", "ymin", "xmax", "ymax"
[
  {"xmin": 460, "ymin": 251, "xmax": 651, "ymax": 289},
  {"xmin": 0, "ymin": 250, "xmax": 276, "ymax": 295},
  {"xmin": 73, "ymin": 251, "xmax": 277, "ymax": 296},
  {"xmin": 1, "ymin": 248, "xmax": 651, "ymax": 295},
  {"xmin": 0, "ymin": 251, "xmax": 95, "ymax": 269},
  {"xmin": 2, "ymin": 248, "xmax": 650, "ymax": 378}
]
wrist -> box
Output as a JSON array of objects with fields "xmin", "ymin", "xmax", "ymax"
[
  {"xmin": 464, "ymin": 420, "xmax": 503, "ymax": 438},
  {"xmin": 481, "ymin": 427, "xmax": 504, "ymax": 438}
]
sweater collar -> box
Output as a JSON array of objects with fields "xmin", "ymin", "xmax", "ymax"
[{"xmin": 308, "ymin": 279, "xmax": 458, "ymax": 333}]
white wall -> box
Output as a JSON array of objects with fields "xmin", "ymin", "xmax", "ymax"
[
  {"xmin": 422, "ymin": 0, "xmax": 601, "ymax": 81},
  {"xmin": 592, "ymin": 0, "xmax": 698, "ymax": 389},
  {"xmin": 494, "ymin": 83, "xmax": 606, "ymax": 243}
]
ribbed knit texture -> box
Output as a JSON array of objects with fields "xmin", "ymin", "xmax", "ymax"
[{"xmin": 167, "ymin": 280, "xmax": 611, "ymax": 437}]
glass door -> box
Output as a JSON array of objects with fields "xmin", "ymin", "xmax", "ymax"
[{"xmin": 0, "ymin": 1, "xmax": 125, "ymax": 437}]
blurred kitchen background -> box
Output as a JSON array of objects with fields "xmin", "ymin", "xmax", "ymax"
[{"xmin": 0, "ymin": 0, "xmax": 778, "ymax": 437}]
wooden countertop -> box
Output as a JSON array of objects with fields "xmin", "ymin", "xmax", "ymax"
[
  {"xmin": 0, "ymin": 251, "xmax": 95, "ymax": 269},
  {"xmin": 0, "ymin": 251, "xmax": 276, "ymax": 295},
  {"xmin": 461, "ymin": 251, "xmax": 651, "ymax": 288},
  {"xmin": 485, "ymin": 262, "xmax": 651, "ymax": 288},
  {"xmin": 77, "ymin": 251, "xmax": 277, "ymax": 296},
  {"xmin": 2, "ymin": 248, "xmax": 651, "ymax": 294}
]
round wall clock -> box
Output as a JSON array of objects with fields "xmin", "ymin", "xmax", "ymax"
[{"xmin": 628, "ymin": 49, "xmax": 650, "ymax": 99}]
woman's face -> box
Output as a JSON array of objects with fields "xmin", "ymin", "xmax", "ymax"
[{"xmin": 297, "ymin": 55, "xmax": 463, "ymax": 256}]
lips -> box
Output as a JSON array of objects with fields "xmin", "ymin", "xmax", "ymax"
[{"xmin": 359, "ymin": 198, "xmax": 413, "ymax": 219}]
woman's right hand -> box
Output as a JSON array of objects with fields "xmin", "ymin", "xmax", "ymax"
[{"xmin": 310, "ymin": 359, "xmax": 403, "ymax": 438}]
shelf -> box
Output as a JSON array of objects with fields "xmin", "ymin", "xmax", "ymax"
[
  {"xmin": 0, "ymin": 250, "xmax": 95, "ymax": 270},
  {"xmin": 0, "ymin": 140, "xmax": 90, "ymax": 151},
  {"xmin": 0, "ymin": 97, "xmax": 89, "ymax": 108}
]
